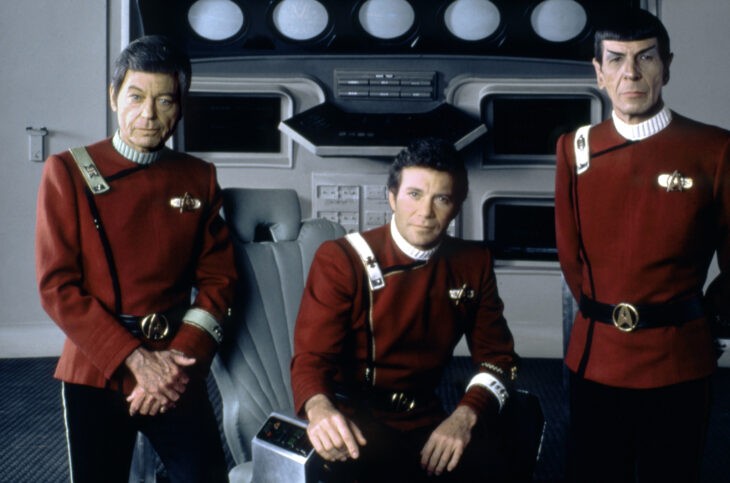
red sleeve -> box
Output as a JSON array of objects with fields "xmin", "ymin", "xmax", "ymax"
[
  {"xmin": 170, "ymin": 163, "xmax": 237, "ymax": 374},
  {"xmin": 555, "ymin": 131, "xmax": 584, "ymax": 301},
  {"xmin": 36, "ymin": 155, "xmax": 140, "ymax": 380},
  {"xmin": 291, "ymin": 240, "xmax": 358, "ymax": 417},
  {"xmin": 458, "ymin": 247, "xmax": 517, "ymax": 415},
  {"xmin": 705, "ymin": 135, "xmax": 730, "ymax": 321}
]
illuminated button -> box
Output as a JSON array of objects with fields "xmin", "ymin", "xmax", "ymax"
[
  {"xmin": 369, "ymin": 88, "xmax": 400, "ymax": 98},
  {"xmin": 272, "ymin": 0, "xmax": 329, "ymax": 41},
  {"xmin": 369, "ymin": 79, "xmax": 400, "ymax": 86},
  {"xmin": 400, "ymin": 88, "xmax": 433, "ymax": 98},
  {"xmin": 444, "ymin": 0, "xmax": 501, "ymax": 41},
  {"xmin": 530, "ymin": 0, "xmax": 587, "ymax": 42},
  {"xmin": 188, "ymin": 0, "xmax": 244, "ymax": 41},
  {"xmin": 338, "ymin": 89, "xmax": 370, "ymax": 97},
  {"xmin": 338, "ymin": 78, "xmax": 370, "ymax": 86},
  {"xmin": 400, "ymin": 78, "xmax": 432, "ymax": 86},
  {"xmin": 358, "ymin": 0, "xmax": 415, "ymax": 40}
]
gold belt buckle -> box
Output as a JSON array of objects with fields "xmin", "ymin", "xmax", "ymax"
[
  {"xmin": 390, "ymin": 392, "xmax": 416, "ymax": 412},
  {"xmin": 612, "ymin": 303, "xmax": 639, "ymax": 332},
  {"xmin": 140, "ymin": 313, "xmax": 170, "ymax": 341}
]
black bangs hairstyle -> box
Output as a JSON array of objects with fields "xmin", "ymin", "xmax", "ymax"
[
  {"xmin": 110, "ymin": 35, "xmax": 192, "ymax": 101},
  {"xmin": 594, "ymin": 8, "xmax": 672, "ymax": 71},
  {"xmin": 387, "ymin": 137, "xmax": 469, "ymax": 205}
]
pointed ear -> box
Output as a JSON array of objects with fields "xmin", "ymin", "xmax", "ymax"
[
  {"xmin": 592, "ymin": 58, "xmax": 605, "ymax": 89},
  {"xmin": 663, "ymin": 52, "xmax": 674, "ymax": 85}
]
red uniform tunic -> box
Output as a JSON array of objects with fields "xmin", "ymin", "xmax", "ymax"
[
  {"xmin": 36, "ymin": 138, "xmax": 237, "ymax": 391},
  {"xmin": 555, "ymin": 112, "xmax": 730, "ymax": 388},
  {"xmin": 291, "ymin": 223, "xmax": 517, "ymax": 430}
]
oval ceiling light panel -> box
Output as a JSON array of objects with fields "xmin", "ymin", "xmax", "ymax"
[
  {"xmin": 188, "ymin": 0, "xmax": 245, "ymax": 41},
  {"xmin": 444, "ymin": 0, "xmax": 501, "ymax": 41},
  {"xmin": 273, "ymin": 0, "xmax": 330, "ymax": 41},
  {"xmin": 358, "ymin": 0, "xmax": 416, "ymax": 40},
  {"xmin": 531, "ymin": 0, "xmax": 587, "ymax": 42}
]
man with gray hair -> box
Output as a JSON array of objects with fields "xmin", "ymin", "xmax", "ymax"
[{"xmin": 36, "ymin": 35, "xmax": 236, "ymax": 482}]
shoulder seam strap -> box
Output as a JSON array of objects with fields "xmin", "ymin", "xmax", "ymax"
[
  {"xmin": 68, "ymin": 147, "xmax": 110, "ymax": 195},
  {"xmin": 345, "ymin": 232, "xmax": 385, "ymax": 291},
  {"xmin": 574, "ymin": 125, "xmax": 591, "ymax": 175}
]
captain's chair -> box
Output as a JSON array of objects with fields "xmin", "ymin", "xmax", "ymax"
[{"xmin": 212, "ymin": 188, "xmax": 346, "ymax": 482}]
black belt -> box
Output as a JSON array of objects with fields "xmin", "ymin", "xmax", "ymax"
[
  {"xmin": 335, "ymin": 386, "xmax": 437, "ymax": 413},
  {"xmin": 118, "ymin": 305, "xmax": 187, "ymax": 341},
  {"xmin": 579, "ymin": 294, "xmax": 704, "ymax": 332}
]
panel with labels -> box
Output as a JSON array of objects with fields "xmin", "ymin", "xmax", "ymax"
[
  {"xmin": 312, "ymin": 173, "xmax": 392, "ymax": 233},
  {"xmin": 312, "ymin": 172, "xmax": 457, "ymax": 236}
]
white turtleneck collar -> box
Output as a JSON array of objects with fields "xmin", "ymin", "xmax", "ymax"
[
  {"xmin": 611, "ymin": 106, "xmax": 672, "ymax": 141},
  {"xmin": 390, "ymin": 216, "xmax": 439, "ymax": 261},
  {"xmin": 112, "ymin": 130, "xmax": 166, "ymax": 165}
]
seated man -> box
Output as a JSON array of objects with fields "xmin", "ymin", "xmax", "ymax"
[{"xmin": 291, "ymin": 138, "xmax": 519, "ymax": 482}]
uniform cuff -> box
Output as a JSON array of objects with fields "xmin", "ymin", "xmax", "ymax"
[{"xmin": 183, "ymin": 307, "xmax": 223, "ymax": 344}]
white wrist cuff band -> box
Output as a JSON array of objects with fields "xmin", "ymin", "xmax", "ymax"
[
  {"xmin": 466, "ymin": 372, "xmax": 509, "ymax": 411},
  {"xmin": 183, "ymin": 308, "xmax": 223, "ymax": 344}
]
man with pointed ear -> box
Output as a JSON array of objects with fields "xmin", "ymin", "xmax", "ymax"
[
  {"xmin": 291, "ymin": 137, "xmax": 520, "ymax": 482},
  {"xmin": 36, "ymin": 35, "xmax": 236, "ymax": 482},
  {"xmin": 555, "ymin": 8, "xmax": 730, "ymax": 482}
]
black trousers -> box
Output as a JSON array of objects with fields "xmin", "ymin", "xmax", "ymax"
[
  {"xmin": 62, "ymin": 381, "xmax": 228, "ymax": 483},
  {"xmin": 321, "ymin": 406, "xmax": 514, "ymax": 483},
  {"xmin": 566, "ymin": 372, "xmax": 712, "ymax": 483}
]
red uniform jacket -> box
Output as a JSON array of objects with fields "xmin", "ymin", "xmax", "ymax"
[
  {"xmin": 291, "ymin": 224, "xmax": 517, "ymax": 429},
  {"xmin": 555, "ymin": 113, "xmax": 730, "ymax": 388},
  {"xmin": 36, "ymin": 138, "xmax": 237, "ymax": 392}
]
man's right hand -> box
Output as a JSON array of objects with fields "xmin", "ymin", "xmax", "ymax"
[
  {"xmin": 124, "ymin": 347, "xmax": 196, "ymax": 416},
  {"xmin": 304, "ymin": 394, "xmax": 367, "ymax": 462}
]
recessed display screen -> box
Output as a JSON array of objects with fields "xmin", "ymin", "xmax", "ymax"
[
  {"xmin": 484, "ymin": 199, "xmax": 557, "ymax": 262},
  {"xmin": 482, "ymin": 96, "xmax": 592, "ymax": 162},
  {"xmin": 530, "ymin": 0, "xmax": 587, "ymax": 43},
  {"xmin": 183, "ymin": 95, "xmax": 282, "ymax": 153},
  {"xmin": 444, "ymin": 0, "xmax": 501, "ymax": 41},
  {"xmin": 272, "ymin": 0, "xmax": 329, "ymax": 41},
  {"xmin": 256, "ymin": 416, "xmax": 313, "ymax": 457}
]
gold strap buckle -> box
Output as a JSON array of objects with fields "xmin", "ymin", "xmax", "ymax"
[
  {"xmin": 140, "ymin": 313, "xmax": 171, "ymax": 341},
  {"xmin": 390, "ymin": 392, "xmax": 417, "ymax": 412},
  {"xmin": 612, "ymin": 303, "xmax": 639, "ymax": 332}
]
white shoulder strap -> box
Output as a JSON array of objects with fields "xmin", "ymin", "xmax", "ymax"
[
  {"xmin": 574, "ymin": 125, "xmax": 591, "ymax": 175},
  {"xmin": 345, "ymin": 232, "xmax": 385, "ymax": 291},
  {"xmin": 69, "ymin": 147, "xmax": 110, "ymax": 194}
]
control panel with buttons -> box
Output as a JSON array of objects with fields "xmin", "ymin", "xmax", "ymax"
[{"xmin": 335, "ymin": 70, "xmax": 436, "ymax": 100}]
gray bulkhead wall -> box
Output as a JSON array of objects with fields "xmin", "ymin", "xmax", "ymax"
[{"xmin": 1, "ymin": 0, "xmax": 729, "ymax": 358}]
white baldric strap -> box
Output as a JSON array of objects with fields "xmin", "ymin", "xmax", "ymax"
[
  {"xmin": 69, "ymin": 147, "xmax": 110, "ymax": 194},
  {"xmin": 574, "ymin": 125, "xmax": 591, "ymax": 175},
  {"xmin": 345, "ymin": 232, "xmax": 385, "ymax": 291}
]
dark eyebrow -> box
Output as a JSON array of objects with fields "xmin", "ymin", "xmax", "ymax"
[{"xmin": 605, "ymin": 44, "xmax": 659, "ymax": 58}]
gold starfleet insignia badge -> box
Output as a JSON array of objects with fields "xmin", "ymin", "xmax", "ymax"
[
  {"xmin": 612, "ymin": 303, "xmax": 639, "ymax": 332},
  {"xmin": 170, "ymin": 192, "xmax": 202, "ymax": 213},
  {"xmin": 658, "ymin": 171, "xmax": 693, "ymax": 192},
  {"xmin": 449, "ymin": 284, "xmax": 475, "ymax": 305},
  {"xmin": 140, "ymin": 313, "xmax": 170, "ymax": 341}
]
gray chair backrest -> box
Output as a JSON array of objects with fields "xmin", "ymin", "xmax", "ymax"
[{"xmin": 211, "ymin": 188, "xmax": 345, "ymax": 468}]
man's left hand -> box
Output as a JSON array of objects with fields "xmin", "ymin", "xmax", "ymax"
[
  {"xmin": 420, "ymin": 405, "xmax": 477, "ymax": 476},
  {"xmin": 125, "ymin": 348, "xmax": 195, "ymax": 416}
]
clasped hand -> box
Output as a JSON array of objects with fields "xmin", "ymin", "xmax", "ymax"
[{"xmin": 124, "ymin": 347, "xmax": 196, "ymax": 416}]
